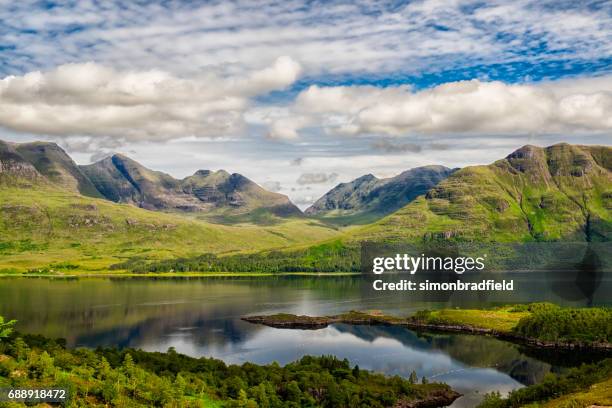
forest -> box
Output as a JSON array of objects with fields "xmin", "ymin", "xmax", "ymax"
[{"xmin": 0, "ymin": 320, "xmax": 458, "ymax": 408}]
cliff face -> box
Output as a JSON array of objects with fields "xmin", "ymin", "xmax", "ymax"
[{"xmin": 13, "ymin": 142, "xmax": 103, "ymax": 198}]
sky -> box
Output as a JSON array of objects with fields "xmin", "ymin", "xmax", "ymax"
[{"xmin": 0, "ymin": 0, "xmax": 611, "ymax": 208}]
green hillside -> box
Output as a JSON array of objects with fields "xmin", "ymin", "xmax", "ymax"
[
  {"xmin": 3, "ymin": 142, "xmax": 610, "ymax": 274},
  {"xmin": 0, "ymin": 185, "xmax": 339, "ymax": 273},
  {"xmin": 355, "ymin": 144, "xmax": 611, "ymax": 243},
  {"xmin": 126, "ymin": 143, "xmax": 611, "ymax": 274}
]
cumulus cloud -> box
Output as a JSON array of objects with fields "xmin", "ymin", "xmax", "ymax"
[
  {"xmin": 270, "ymin": 77, "xmax": 612, "ymax": 138},
  {"xmin": 297, "ymin": 172, "xmax": 339, "ymax": 185},
  {"xmin": 0, "ymin": 57, "xmax": 300, "ymax": 141}
]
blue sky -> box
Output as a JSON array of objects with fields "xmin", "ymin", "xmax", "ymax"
[{"xmin": 0, "ymin": 0, "xmax": 610, "ymax": 207}]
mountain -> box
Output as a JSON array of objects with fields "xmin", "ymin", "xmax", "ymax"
[
  {"xmin": 1, "ymin": 141, "xmax": 102, "ymax": 198},
  {"xmin": 1, "ymin": 140, "xmax": 302, "ymax": 223},
  {"xmin": 80, "ymin": 154, "xmax": 301, "ymax": 221},
  {"xmin": 356, "ymin": 144, "xmax": 611, "ymax": 242},
  {"xmin": 0, "ymin": 141, "xmax": 339, "ymax": 273},
  {"xmin": 305, "ymin": 165, "xmax": 455, "ymax": 224},
  {"xmin": 0, "ymin": 140, "xmax": 41, "ymax": 184}
]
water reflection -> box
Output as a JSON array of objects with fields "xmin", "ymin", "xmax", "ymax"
[
  {"xmin": 141, "ymin": 324, "xmax": 544, "ymax": 408},
  {"xmin": 0, "ymin": 274, "xmax": 610, "ymax": 407}
]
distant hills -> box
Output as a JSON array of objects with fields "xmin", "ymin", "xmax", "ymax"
[
  {"xmin": 0, "ymin": 140, "xmax": 340, "ymax": 272},
  {"xmin": 1, "ymin": 140, "xmax": 301, "ymax": 223},
  {"xmin": 306, "ymin": 165, "xmax": 455, "ymax": 224},
  {"xmin": 80, "ymin": 154, "xmax": 301, "ymax": 221}
]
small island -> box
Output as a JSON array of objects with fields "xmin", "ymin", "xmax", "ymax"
[{"xmin": 243, "ymin": 304, "xmax": 612, "ymax": 351}]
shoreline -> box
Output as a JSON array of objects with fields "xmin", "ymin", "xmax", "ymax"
[
  {"xmin": 242, "ymin": 312, "xmax": 612, "ymax": 352},
  {"xmin": 0, "ymin": 271, "xmax": 360, "ymax": 278}
]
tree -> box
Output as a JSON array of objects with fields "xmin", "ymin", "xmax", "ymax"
[
  {"xmin": 408, "ymin": 370, "xmax": 418, "ymax": 384},
  {"xmin": 0, "ymin": 316, "xmax": 16, "ymax": 340}
]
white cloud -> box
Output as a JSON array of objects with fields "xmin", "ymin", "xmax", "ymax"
[
  {"xmin": 0, "ymin": 57, "xmax": 300, "ymax": 141},
  {"xmin": 269, "ymin": 77, "xmax": 612, "ymax": 138},
  {"xmin": 1, "ymin": 1, "xmax": 609, "ymax": 78}
]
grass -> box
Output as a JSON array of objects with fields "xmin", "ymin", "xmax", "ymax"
[
  {"xmin": 538, "ymin": 377, "xmax": 612, "ymax": 408},
  {"xmin": 0, "ymin": 186, "xmax": 342, "ymax": 273},
  {"xmin": 421, "ymin": 308, "xmax": 529, "ymax": 332},
  {"xmin": 350, "ymin": 145, "xmax": 611, "ymax": 243}
]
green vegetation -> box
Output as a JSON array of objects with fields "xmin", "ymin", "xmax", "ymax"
[
  {"xmin": 0, "ymin": 316, "xmax": 15, "ymax": 339},
  {"xmin": 512, "ymin": 303, "xmax": 612, "ymax": 343},
  {"xmin": 354, "ymin": 144, "xmax": 611, "ymax": 243},
  {"xmin": 0, "ymin": 325, "xmax": 459, "ymax": 408},
  {"xmin": 411, "ymin": 307, "xmax": 529, "ymax": 332},
  {"xmin": 411, "ymin": 304, "xmax": 612, "ymax": 345},
  {"xmin": 0, "ymin": 186, "xmax": 341, "ymax": 273},
  {"xmin": 476, "ymin": 359, "xmax": 612, "ymax": 408},
  {"xmin": 246, "ymin": 304, "xmax": 612, "ymax": 347},
  {"xmin": 111, "ymin": 240, "xmax": 360, "ymax": 273}
]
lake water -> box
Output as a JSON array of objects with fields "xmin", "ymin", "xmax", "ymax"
[{"xmin": 0, "ymin": 273, "xmax": 610, "ymax": 407}]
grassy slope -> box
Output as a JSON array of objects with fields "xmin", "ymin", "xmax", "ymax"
[
  {"xmin": 105, "ymin": 144, "xmax": 612, "ymax": 274},
  {"xmin": 537, "ymin": 377, "xmax": 612, "ymax": 408},
  {"xmin": 421, "ymin": 308, "xmax": 529, "ymax": 332},
  {"xmin": 353, "ymin": 144, "xmax": 611, "ymax": 243},
  {"xmin": 0, "ymin": 186, "xmax": 340, "ymax": 272}
]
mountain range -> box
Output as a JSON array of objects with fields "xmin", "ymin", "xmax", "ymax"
[
  {"xmin": 1, "ymin": 140, "xmax": 456, "ymax": 224},
  {"xmin": 80, "ymin": 153, "xmax": 301, "ymax": 221},
  {"xmin": 1, "ymin": 140, "xmax": 302, "ymax": 222},
  {"xmin": 1, "ymin": 139, "xmax": 610, "ymax": 273}
]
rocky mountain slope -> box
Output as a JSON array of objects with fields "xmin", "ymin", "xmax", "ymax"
[
  {"xmin": 0, "ymin": 141, "xmax": 339, "ymax": 272},
  {"xmin": 0, "ymin": 140, "xmax": 302, "ymax": 222},
  {"xmin": 79, "ymin": 154, "xmax": 301, "ymax": 220},
  {"xmin": 305, "ymin": 165, "xmax": 455, "ymax": 223},
  {"xmin": 0, "ymin": 140, "xmax": 102, "ymax": 197},
  {"xmin": 357, "ymin": 144, "xmax": 611, "ymax": 242}
]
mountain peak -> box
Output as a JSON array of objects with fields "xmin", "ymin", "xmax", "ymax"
[
  {"xmin": 365, "ymin": 143, "xmax": 612, "ymax": 242},
  {"xmin": 8, "ymin": 141, "xmax": 103, "ymax": 198},
  {"xmin": 306, "ymin": 165, "xmax": 454, "ymax": 222},
  {"xmin": 78, "ymin": 150, "xmax": 302, "ymax": 220}
]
